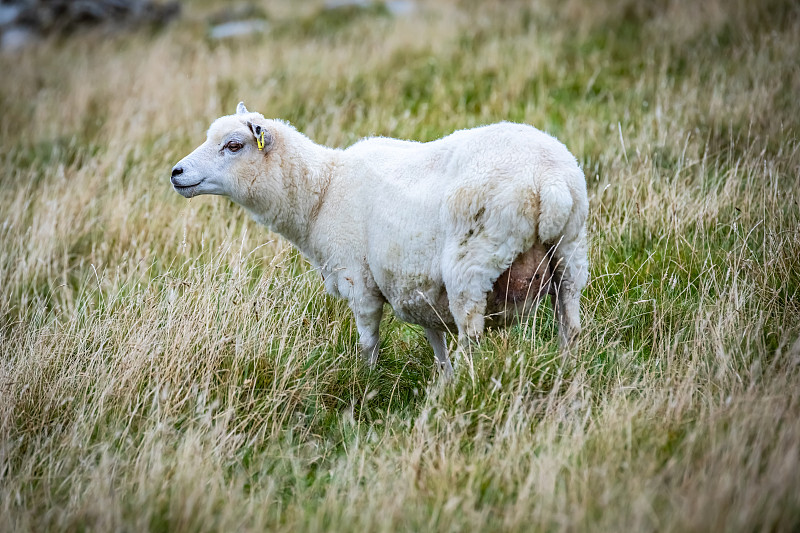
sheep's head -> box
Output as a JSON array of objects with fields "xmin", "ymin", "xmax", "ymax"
[{"xmin": 170, "ymin": 102, "xmax": 273, "ymax": 202}]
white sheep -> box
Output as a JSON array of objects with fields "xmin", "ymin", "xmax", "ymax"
[{"xmin": 171, "ymin": 103, "xmax": 588, "ymax": 377}]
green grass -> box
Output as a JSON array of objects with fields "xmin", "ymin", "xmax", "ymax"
[{"xmin": 1, "ymin": 0, "xmax": 799, "ymax": 531}]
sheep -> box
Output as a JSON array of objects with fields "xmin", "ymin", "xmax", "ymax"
[{"xmin": 170, "ymin": 102, "xmax": 589, "ymax": 377}]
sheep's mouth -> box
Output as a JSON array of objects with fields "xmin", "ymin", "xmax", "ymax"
[{"xmin": 173, "ymin": 179, "xmax": 205, "ymax": 197}]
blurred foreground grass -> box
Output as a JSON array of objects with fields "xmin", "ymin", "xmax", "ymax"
[{"xmin": 1, "ymin": 0, "xmax": 799, "ymax": 531}]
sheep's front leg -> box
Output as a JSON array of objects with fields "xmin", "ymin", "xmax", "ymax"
[
  {"xmin": 448, "ymin": 292, "xmax": 487, "ymax": 381},
  {"xmin": 425, "ymin": 328, "xmax": 454, "ymax": 378},
  {"xmin": 350, "ymin": 296, "xmax": 385, "ymax": 366}
]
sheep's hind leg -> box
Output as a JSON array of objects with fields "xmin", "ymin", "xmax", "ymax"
[
  {"xmin": 425, "ymin": 328, "xmax": 454, "ymax": 379},
  {"xmin": 351, "ymin": 296, "xmax": 384, "ymax": 366},
  {"xmin": 550, "ymin": 235, "xmax": 588, "ymax": 349}
]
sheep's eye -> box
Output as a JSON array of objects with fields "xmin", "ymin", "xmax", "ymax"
[{"xmin": 225, "ymin": 141, "xmax": 243, "ymax": 152}]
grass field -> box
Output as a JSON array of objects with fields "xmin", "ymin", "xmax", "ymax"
[{"xmin": 1, "ymin": 0, "xmax": 799, "ymax": 530}]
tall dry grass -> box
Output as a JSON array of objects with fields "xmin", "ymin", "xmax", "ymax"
[{"xmin": 1, "ymin": 0, "xmax": 799, "ymax": 531}]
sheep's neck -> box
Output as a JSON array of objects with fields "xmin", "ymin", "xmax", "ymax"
[{"xmin": 250, "ymin": 137, "xmax": 336, "ymax": 257}]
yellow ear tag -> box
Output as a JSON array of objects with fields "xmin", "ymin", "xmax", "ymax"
[{"xmin": 257, "ymin": 131, "xmax": 265, "ymax": 151}]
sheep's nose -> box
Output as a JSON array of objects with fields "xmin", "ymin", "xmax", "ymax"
[{"xmin": 170, "ymin": 166, "xmax": 183, "ymax": 184}]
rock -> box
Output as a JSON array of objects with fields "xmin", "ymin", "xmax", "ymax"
[
  {"xmin": 0, "ymin": 0, "xmax": 180, "ymax": 51},
  {"xmin": 323, "ymin": 0, "xmax": 415, "ymax": 16},
  {"xmin": 0, "ymin": 4, "xmax": 23, "ymax": 27},
  {"xmin": 324, "ymin": 0, "xmax": 371, "ymax": 9},
  {"xmin": 386, "ymin": 1, "xmax": 415, "ymax": 16},
  {"xmin": 209, "ymin": 19, "xmax": 268, "ymax": 40},
  {"xmin": 1, "ymin": 25, "xmax": 36, "ymax": 51},
  {"xmin": 0, "ymin": 0, "xmax": 180, "ymax": 48}
]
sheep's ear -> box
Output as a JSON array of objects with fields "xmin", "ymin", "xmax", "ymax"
[
  {"xmin": 247, "ymin": 121, "xmax": 273, "ymax": 151},
  {"xmin": 236, "ymin": 102, "xmax": 249, "ymax": 115}
]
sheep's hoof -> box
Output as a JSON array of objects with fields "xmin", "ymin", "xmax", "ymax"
[
  {"xmin": 437, "ymin": 360, "xmax": 455, "ymax": 381},
  {"xmin": 558, "ymin": 328, "xmax": 580, "ymax": 351},
  {"xmin": 362, "ymin": 346, "xmax": 380, "ymax": 368}
]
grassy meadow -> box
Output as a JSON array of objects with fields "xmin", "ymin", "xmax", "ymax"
[{"xmin": 1, "ymin": 0, "xmax": 799, "ymax": 530}]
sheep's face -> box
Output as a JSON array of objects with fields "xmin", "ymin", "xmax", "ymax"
[{"xmin": 170, "ymin": 103, "xmax": 272, "ymax": 203}]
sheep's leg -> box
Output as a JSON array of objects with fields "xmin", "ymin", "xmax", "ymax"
[
  {"xmin": 441, "ymin": 242, "xmax": 493, "ymax": 380},
  {"xmin": 454, "ymin": 332, "xmax": 479, "ymax": 383},
  {"xmin": 425, "ymin": 328, "xmax": 454, "ymax": 378},
  {"xmin": 447, "ymin": 291, "xmax": 487, "ymax": 382},
  {"xmin": 549, "ymin": 234, "xmax": 588, "ymax": 349},
  {"xmin": 448, "ymin": 291, "xmax": 487, "ymax": 341},
  {"xmin": 351, "ymin": 297, "xmax": 384, "ymax": 366},
  {"xmin": 552, "ymin": 283, "xmax": 580, "ymax": 348}
]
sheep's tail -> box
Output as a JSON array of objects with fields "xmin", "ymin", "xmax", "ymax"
[{"xmin": 537, "ymin": 181, "xmax": 573, "ymax": 243}]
